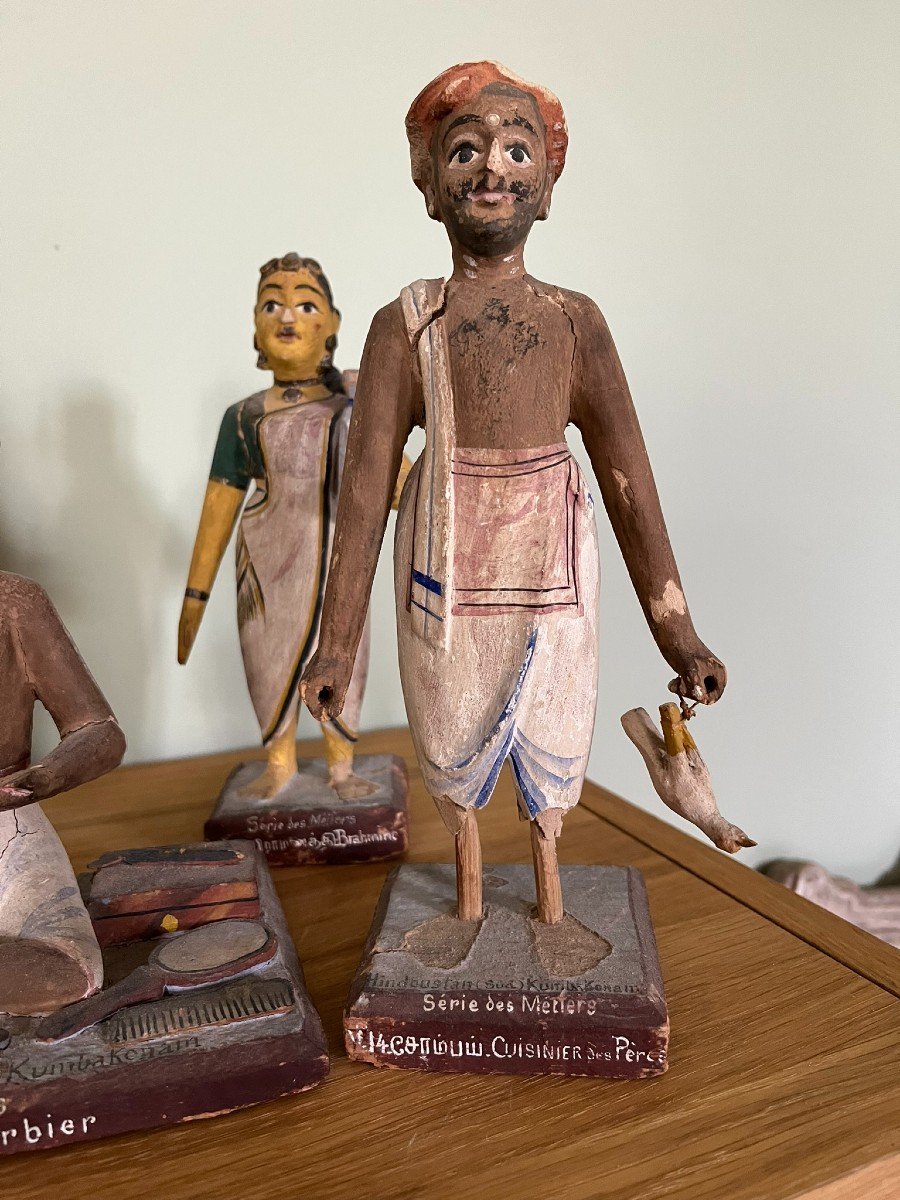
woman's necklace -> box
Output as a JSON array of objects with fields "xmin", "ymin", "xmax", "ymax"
[{"xmin": 273, "ymin": 375, "xmax": 327, "ymax": 404}]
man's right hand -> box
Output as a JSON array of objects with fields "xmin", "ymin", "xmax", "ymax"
[
  {"xmin": 0, "ymin": 767, "xmax": 38, "ymax": 812},
  {"xmin": 301, "ymin": 651, "xmax": 353, "ymax": 722}
]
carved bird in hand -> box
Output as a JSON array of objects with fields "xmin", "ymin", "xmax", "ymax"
[{"xmin": 621, "ymin": 703, "xmax": 755, "ymax": 854}]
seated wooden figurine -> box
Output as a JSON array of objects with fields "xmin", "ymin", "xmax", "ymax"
[
  {"xmin": 0, "ymin": 571, "xmax": 125, "ymax": 1015},
  {"xmin": 0, "ymin": 576, "xmax": 327, "ymax": 1151}
]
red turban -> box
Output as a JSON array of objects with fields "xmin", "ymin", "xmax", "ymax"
[{"xmin": 406, "ymin": 61, "xmax": 568, "ymax": 197}]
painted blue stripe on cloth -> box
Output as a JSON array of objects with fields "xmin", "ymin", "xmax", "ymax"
[
  {"xmin": 473, "ymin": 723, "xmax": 516, "ymax": 809},
  {"xmin": 509, "ymin": 748, "xmax": 546, "ymax": 817},
  {"xmin": 514, "ymin": 727, "xmax": 585, "ymax": 769},
  {"xmin": 411, "ymin": 569, "xmax": 443, "ymax": 596},
  {"xmin": 511, "ymin": 732, "xmax": 572, "ymax": 791}
]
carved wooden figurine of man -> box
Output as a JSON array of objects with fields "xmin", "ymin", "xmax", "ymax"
[
  {"xmin": 0, "ymin": 572, "xmax": 126, "ymax": 1014},
  {"xmin": 303, "ymin": 62, "xmax": 726, "ymax": 926}
]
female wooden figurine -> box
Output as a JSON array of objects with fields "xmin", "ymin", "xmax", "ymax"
[
  {"xmin": 0, "ymin": 572, "xmax": 126, "ymax": 1014},
  {"xmin": 303, "ymin": 63, "xmax": 729, "ymax": 927},
  {"xmin": 178, "ymin": 254, "xmax": 374, "ymax": 802}
]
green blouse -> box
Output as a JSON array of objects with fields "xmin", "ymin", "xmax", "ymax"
[{"xmin": 209, "ymin": 394, "xmax": 267, "ymax": 489}]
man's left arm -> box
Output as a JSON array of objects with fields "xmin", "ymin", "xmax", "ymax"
[{"xmin": 568, "ymin": 292, "xmax": 726, "ymax": 704}]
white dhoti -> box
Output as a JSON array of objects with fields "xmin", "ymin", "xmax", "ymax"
[
  {"xmin": 395, "ymin": 279, "xmax": 599, "ymax": 823},
  {"xmin": 396, "ymin": 445, "xmax": 598, "ymax": 818}
]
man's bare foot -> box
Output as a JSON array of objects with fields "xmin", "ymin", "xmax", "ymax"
[
  {"xmin": 531, "ymin": 913, "xmax": 611, "ymax": 977},
  {"xmin": 238, "ymin": 763, "xmax": 294, "ymax": 801},
  {"xmin": 403, "ymin": 912, "xmax": 483, "ymax": 969},
  {"xmin": 329, "ymin": 769, "xmax": 378, "ymax": 802}
]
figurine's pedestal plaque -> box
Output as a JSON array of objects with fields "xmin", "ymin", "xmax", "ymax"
[
  {"xmin": 205, "ymin": 753, "xmax": 409, "ymax": 866},
  {"xmin": 0, "ymin": 842, "xmax": 328, "ymax": 1155},
  {"xmin": 345, "ymin": 863, "xmax": 668, "ymax": 1079}
]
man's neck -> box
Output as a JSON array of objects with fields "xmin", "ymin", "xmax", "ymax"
[{"xmin": 449, "ymin": 243, "xmax": 526, "ymax": 284}]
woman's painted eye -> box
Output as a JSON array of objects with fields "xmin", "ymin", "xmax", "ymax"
[
  {"xmin": 450, "ymin": 143, "xmax": 478, "ymax": 166},
  {"xmin": 262, "ymin": 300, "xmax": 280, "ymax": 314},
  {"xmin": 299, "ymin": 302, "xmax": 319, "ymax": 314},
  {"xmin": 507, "ymin": 144, "xmax": 531, "ymax": 165}
]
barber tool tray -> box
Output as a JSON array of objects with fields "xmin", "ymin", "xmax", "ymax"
[
  {"xmin": 86, "ymin": 843, "xmax": 261, "ymax": 946},
  {"xmin": 0, "ymin": 841, "xmax": 328, "ymax": 1155}
]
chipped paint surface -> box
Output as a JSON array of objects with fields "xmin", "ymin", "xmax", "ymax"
[
  {"xmin": 611, "ymin": 468, "xmax": 635, "ymax": 510},
  {"xmin": 649, "ymin": 579, "xmax": 686, "ymax": 625}
]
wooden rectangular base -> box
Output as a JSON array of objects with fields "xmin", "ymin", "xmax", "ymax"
[
  {"xmin": 0, "ymin": 842, "xmax": 328, "ymax": 1154},
  {"xmin": 345, "ymin": 863, "xmax": 668, "ymax": 1079},
  {"xmin": 205, "ymin": 754, "xmax": 409, "ymax": 867}
]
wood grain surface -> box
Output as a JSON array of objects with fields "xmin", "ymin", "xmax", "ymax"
[{"xmin": 3, "ymin": 728, "xmax": 898, "ymax": 1200}]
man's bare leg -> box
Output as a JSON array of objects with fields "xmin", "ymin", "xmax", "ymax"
[
  {"xmin": 239, "ymin": 711, "xmax": 298, "ymax": 799},
  {"xmin": 531, "ymin": 810, "xmax": 564, "ymax": 925},
  {"xmin": 402, "ymin": 797, "xmax": 483, "ymax": 967},
  {"xmin": 322, "ymin": 725, "xmax": 377, "ymax": 801},
  {"xmin": 432, "ymin": 796, "xmax": 484, "ymax": 921},
  {"xmin": 456, "ymin": 807, "xmax": 483, "ymax": 921},
  {"xmin": 529, "ymin": 809, "xmax": 612, "ymax": 974}
]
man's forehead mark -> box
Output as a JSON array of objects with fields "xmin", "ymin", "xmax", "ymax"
[{"xmin": 482, "ymin": 82, "xmax": 542, "ymax": 116}]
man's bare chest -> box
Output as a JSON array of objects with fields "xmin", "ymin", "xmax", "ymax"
[{"xmin": 441, "ymin": 287, "xmax": 574, "ymax": 441}]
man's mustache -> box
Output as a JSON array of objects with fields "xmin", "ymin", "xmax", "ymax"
[{"xmin": 451, "ymin": 177, "xmax": 535, "ymax": 203}]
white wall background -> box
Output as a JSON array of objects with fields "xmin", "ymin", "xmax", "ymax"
[{"xmin": 2, "ymin": 1, "xmax": 897, "ymax": 879}]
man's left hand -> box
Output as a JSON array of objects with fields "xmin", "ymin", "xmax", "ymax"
[{"xmin": 666, "ymin": 643, "xmax": 727, "ymax": 705}]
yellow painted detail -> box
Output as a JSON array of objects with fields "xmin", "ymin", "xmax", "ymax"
[
  {"xmin": 323, "ymin": 723, "xmax": 355, "ymax": 767},
  {"xmin": 186, "ymin": 481, "xmax": 245, "ymax": 595},
  {"xmin": 660, "ymin": 702, "xmax": 697, "ymax": 757},
  {"xmin": 161, "ymin": 914, "xmax": 179, "ymax": 933}
]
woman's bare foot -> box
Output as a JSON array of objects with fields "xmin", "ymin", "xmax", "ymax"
[
  {"xmin": 238, "ymin": 720, "xmax": 299, "ymax": 801},
  {"xmin": 329, "ymin": 766, "xmax": 378, "ymax": 802},
  {"xmin": 237, "ymin": 761, "xmax": 295, "ymax": 801}
]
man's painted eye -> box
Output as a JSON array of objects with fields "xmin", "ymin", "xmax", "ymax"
[
  {"xmin": 299, "ymin": 302, "xmax": 319, "ymax": 314},
  {"xmin": 450, "ymin": 143, "xmax": 478, "ymax": 166},
  {"xmin": 262, "ymin": 300, "xmax": 280, "ymax": 314},
  {"xmin": 507, "ymin": 144, "xmax": 531, "ymax": 165}
]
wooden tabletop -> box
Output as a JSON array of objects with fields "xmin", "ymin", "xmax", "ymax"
[{"xmin": 5, "ymin": 728, "xmax": 899, "ymax": 1200}]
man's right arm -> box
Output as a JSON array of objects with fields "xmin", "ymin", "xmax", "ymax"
[
  {"xmin": 303, "ymin": 299, "xmax": 418, "ymax": 720},
  {"xmin": 0, "ymin": 579, "xmax": 126, "ymax": 809}
]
